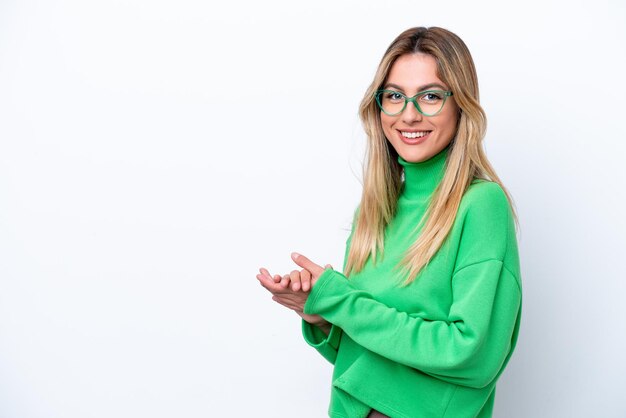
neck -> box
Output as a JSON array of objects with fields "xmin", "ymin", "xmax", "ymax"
[{"xmin": 397, "ymin": 145, "xmax": 449, "ymax": 202}]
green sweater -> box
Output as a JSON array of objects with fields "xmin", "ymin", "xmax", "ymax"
[{"xmin": 302, "ymin": 145, "xmax": 522, "ymax": 418}]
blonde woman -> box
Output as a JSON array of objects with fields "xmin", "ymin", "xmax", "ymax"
[{"xmin": 257, "ymin": 26, "xmax": 522, "ymax": 418}]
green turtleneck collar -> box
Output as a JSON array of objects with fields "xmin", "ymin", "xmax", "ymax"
[{"xmin": 397, "ymin": 145, "xmax": 449, "ymax": 202}]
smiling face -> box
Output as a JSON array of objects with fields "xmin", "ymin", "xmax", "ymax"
[{"xmin": 380, "ymin": 53, "xmax": 459, "ymax": 163}]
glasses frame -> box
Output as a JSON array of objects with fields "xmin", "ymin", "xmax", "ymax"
[{"xmin": 374, "ymin": 89, "xmax": 454, "ymax": 117}]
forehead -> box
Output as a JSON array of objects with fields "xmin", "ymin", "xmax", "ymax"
[{"xmin": 385, "ymin": 53, "xmax": 446, "ymax": 90}]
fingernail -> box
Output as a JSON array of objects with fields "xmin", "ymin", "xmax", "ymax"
[{"xmin": 291, "ymin": 252, "xmax": 300, "ymax": 260}]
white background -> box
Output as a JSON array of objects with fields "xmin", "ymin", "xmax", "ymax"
[{"xmin": 1, "ymin": 1, "xmax": 625, "ymax": 417}]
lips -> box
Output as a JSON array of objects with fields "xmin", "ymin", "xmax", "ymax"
[
  {"xmin": 399, "ymin": 130, "xmax": 431, "ymax": 144},
  {"xmin": 400, "ymin": 130, "xmax": 431, "ymax": 139}
]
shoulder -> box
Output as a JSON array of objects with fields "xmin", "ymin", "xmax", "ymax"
[
  {"xmin": 454, "ymin": 180, "xmax": 521, "ymax": 283},
  {"xmin": 461, "ymin": 180, "xmax": 509, "ymax": 212},
  {"xmin": 457, "ymin": 180, "xmax": 512, "ymax": 227},
  {"xmin": 451, "ymin": 180, "xmax": 514, "ymax": 264}
]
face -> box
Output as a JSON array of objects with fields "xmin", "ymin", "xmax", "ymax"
[{"xmin": 380, "ymin": 53, "xmax": 459, "ymax": 163}]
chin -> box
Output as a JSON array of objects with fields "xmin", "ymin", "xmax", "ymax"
[{"xmin": 398, "ymin": 148, "xmax": 433, "ymax": 163}]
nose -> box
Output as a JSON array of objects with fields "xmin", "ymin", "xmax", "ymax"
[{"xmin": 401, "ymin": 101, "xmax": 423, "ymax": 124}]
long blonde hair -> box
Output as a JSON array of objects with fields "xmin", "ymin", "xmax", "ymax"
[{"xmin": 344, "ymin": 26, "xmax": 519, "ymax": 284}]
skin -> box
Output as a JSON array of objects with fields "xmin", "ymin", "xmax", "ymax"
[
  {"xmin": 380, "ymin": 52, "xmax": 459, "ymax": 163},
  {"xmin": 257, "ymin": 54, "xmax": 460, "ymax": 334},
  {"xmin": 256, "ymin": 253, "xmax": 333, "ymax": 334}
]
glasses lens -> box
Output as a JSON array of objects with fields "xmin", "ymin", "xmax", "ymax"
[
  {"xmin": 377, "ymin": 91, "xmax": 405, "ymax": 115},
  {"xmin": 416, "ymin": 91, "xmax": 446, "ymax": 116}
]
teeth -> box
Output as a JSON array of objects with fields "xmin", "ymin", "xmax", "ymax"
[{"xmin": 401, "ymin": 131, "xmax": 430, "ymax": 139}]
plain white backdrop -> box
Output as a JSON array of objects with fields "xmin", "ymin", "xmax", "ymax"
[{"xmin": 1, "ymin": 1, "xmax": 625, "ymax": 417}]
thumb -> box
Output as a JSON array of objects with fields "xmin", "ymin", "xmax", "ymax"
[
  {"xmin": 324, "ymin": 264, "xmax": 333, "ymax": 270},
  {"xmin": 291, "ymin": 252, "xmax": 324, "ymax": 276}
]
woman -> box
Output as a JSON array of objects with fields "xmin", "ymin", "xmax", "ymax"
[{"xmin": 257, "ymin": 26, "xmax": 522, "ymax": 418}]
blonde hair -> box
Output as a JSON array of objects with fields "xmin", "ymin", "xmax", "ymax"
[{"xmin": 345, "ymin": 26, "xmax": 519, "ymax": 284}]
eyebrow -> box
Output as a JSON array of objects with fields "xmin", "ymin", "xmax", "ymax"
[{"xmin": 383, "ymin": 82, "xmax": 448, "ymax": 92}]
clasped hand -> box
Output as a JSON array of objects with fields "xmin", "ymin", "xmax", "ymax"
[{"xmin": 256, "ymin": 252, "xmax": 332, "ymax": 329}]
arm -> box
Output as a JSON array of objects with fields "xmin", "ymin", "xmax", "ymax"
[
  {"xmin": 304, "ymin": 183, "xmax": 522, "ymax": 388},
  {"xmin": 300, "ymin": 206, "xmax": 360, "ymax": 364},
  {"xmin": 304, "ymin": 261, "xmax": 520, "ymax": 388},
  {"xmin": 301, "ymin": 319, "xmax": 343, "ymax": 364}
]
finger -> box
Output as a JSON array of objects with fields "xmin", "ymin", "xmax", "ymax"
[
  {"xmin": 280, "ymin": 274, "xmax": 290, "ymax": 288},
  {"xmin": 257, "ymin": 272, "xmax": 281, "ymax": 293},
  {"xmin": 257, "ymin": 271, "xmax": 294, "ymax": 295},
  {"xmin": 291, "ymin": 252, "xmax": 324, "ymax": 277},
  {"xmin": 259, "ymin": 268, "xmax": 284, "ymax": 285},
  {"xmin": 259, "ymin": 267, "xmax": 273, "ymax": 280},
  {"xmin": 289, "ymin": 270, "xmax": 302, "ymax": 292},
  {"xmin": 272, "ymin": 295, "xmax": 289, "ymax": 308},
  {"xmin": 272, "ymin": 296, "xmax": 299, "ymax": 311},
  {"xmin": 300, "ymin": 268, "xmax": 312, "ymax": 292},
  {"xmin": 324, "ymin": 264, "xmax": 333, "ymax": 270}
]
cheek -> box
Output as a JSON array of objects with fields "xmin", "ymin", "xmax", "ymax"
[
  {"xmin": 380, "ymin": 114, "xmax": 394, "ymax": 135},
  {"xmin": 438, "ymin": 111, "xmax": 459, "ymax": 134}
]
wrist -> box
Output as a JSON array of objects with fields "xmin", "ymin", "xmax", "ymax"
[
  {"xmin": 307, "ymin": 316, "xmax": 330, "ymax": 329},
  {"xmin": 303, "ymin": 315, "xmax": 331, "ymax": 335},
  {"xmin": 317, "ymin": 321, "xmax": 331, "ymax": 336}
]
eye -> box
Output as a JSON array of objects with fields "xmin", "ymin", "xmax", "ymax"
[
  {"xmin": 384, "ymin": 91, "xmax": 405, "ymax": 102},
  {"xmin": 419, "ymin": 91, "xmax": 443, "ymax": 103}
]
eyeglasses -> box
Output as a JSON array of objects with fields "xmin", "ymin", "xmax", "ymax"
[{"xmin": 374, "ymin": 89, "xmax": 453, "ymax": 116}]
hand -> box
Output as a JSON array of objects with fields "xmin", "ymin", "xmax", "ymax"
[
  {"xmin": 278, "ymin": 253, "xmax": 333, "ymax": 292},
  {"xmin": 289, "ymin": 252, "xmax": 328, "ymax": 287},
  {"xmin": 256, "ymin": 252, "xmax": 333, "ymax": 327},
  {"xmin": 257, "ymin": 267, "xmax": 323, "ymax": 325}
]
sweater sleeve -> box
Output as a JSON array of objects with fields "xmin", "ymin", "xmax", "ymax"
[
  {"xmin": 301, "ymin": 319, "xmax": 343, "ymax": 364},
  {"xmin": 300, "ymin": 206, "xmax": 359, "ymax": 364},
  {"xmin": 304, "ymin": 184, "xmax": 522, "ymax": 388}
]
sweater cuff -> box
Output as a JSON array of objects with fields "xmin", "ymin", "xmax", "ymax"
[
  {"xmin": 301, "ymin": 319, "xmax": 342, "ymax": 351},
  {"xmin": 304, "ymin": 268, "xmax": 340, "ymax": 315}
]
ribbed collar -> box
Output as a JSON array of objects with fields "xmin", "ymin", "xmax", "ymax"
[{"xmin": 397, "ymin": 145, "xmax": 449, "ymax": 202}]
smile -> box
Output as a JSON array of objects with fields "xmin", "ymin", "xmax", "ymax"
[{"xmin": 401, "ymin": 131, "xmax": 431, "ymax": 139}]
